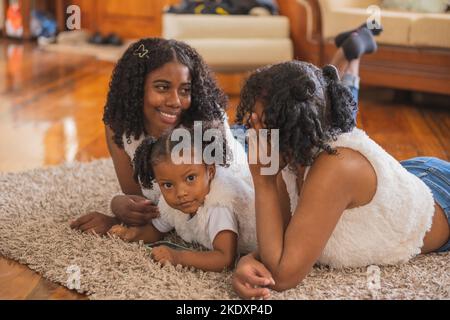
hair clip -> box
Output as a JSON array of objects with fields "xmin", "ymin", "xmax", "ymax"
[{"xmin": 133, "ymin": 44, "xmax": 149, "ymax": 59}]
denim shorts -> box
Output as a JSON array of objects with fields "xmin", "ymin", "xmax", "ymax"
[
  {"xmin": 341, "ymin": 74, "xmax": 359, "ymax": 120},
  {"xmin": 401, "ymin": 157, "xmax": 450, "ymax": 252}
]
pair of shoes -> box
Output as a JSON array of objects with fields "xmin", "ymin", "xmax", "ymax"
[
  {"xmin": 336, "ymin": 21, "xmax": 383, "ymax": 61},
  {"xmin": 88, "ymin": 31, "xmax": 123, "ymax": 46},
  {"xmin": 334, "ymin": 20, "xmax": 383, "ymax": 48}
]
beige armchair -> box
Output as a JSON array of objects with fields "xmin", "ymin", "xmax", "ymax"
[{"xmin": 162, "ymin": 13, "xmax": 294, "ymax": 72}]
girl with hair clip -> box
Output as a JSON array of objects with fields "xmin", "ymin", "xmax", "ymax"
[
  {"xmin": 108, "ymin": 123, "xmax": 257, "ymax": 272},
  {"xmin": 232, "ymin": 60, "xmax": 450, "ymax": 298},
  {"xmin": 70, "ymin": 38, "xmax": 250, "ymax": 236}
]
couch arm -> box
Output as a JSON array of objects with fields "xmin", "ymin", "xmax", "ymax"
[{"xmin": 278, "ymin": 0, "xmax": 323, "ymax": 64}]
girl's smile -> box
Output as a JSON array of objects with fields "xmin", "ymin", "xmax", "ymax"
[
  {"xmin": 156, "ymin": 107, "xmax": 182, "ymax": 125},
  {"xmin": 143, "ymin": 61, "xmax": 192, "ymax": 137}
]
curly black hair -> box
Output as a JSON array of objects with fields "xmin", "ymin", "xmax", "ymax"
[
  {"xmin": 236, "ymin": 61, "xmax": 356, "ymax": 168},
  {"xmin": 103, "ymin": 38, "xmax": 228, "ymax": 148},
  {"xmin": 133, "ymin": 121, "xmax": 232, "ymax": 189}
]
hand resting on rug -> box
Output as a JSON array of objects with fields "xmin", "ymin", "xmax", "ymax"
[
  {"xmin": 108, "ymin": 216, "xmax": 238, "ymax": 272},
  {"xmin": 70, "ymin": 194, "xmax": 159, "ymax": 235},
  {"xmin": 70, "ymin": 212, "xmax": 119, "ymax": 235}
]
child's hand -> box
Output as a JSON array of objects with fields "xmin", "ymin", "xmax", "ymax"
[
  {"xmin": 108, "ymin": 224, "xmax": 140, "ymax": 242},
  {"xmin": 151, "ymin": 245, "xmax": 180, "ymax": 266},
  {"xmin": 111, "ymin": 195, "xmax": 159, "ymax": 226},
  {"xmin": 70, "ymin": 212, "xmax": 118, "ymax": 235}
]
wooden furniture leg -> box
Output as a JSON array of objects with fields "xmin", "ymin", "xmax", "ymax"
[
  {"xmin": 2, "ymin": 0, "xmax": 7, "ymax": 37},
  {"xmin": 55, "ymin": 0, "xmax": 65, "ymax": 33},
  {"xmin": 19, "ymin": 0, "xmax": 31, "ymax": 39}
]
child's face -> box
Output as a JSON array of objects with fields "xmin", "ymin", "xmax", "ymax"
[
  {"xmin": 143, "ymin": 61, "xmax": 192, "ymax": 138},
  {"xmin": 153, "ymin": 160, "xmax": 215, "ymax": 215}
]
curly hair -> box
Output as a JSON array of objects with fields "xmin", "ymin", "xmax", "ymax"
[
  {"xmin": 133, "ymin": 121, "xmax": 232, "ymax": 189},
  {"xmin": 103, "ymin": 38, "xmax": 228, "ymax": 148},
  {"xmin": 236, "ymin": 61, "xmax": 356, "ymax": 167}
]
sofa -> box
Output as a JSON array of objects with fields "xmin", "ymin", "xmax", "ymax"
[
  {"xmin": 319, "ymin": 0, "xmax": 450, "ymax": 50},
  {"xmin": 162, "ymin": 13, "xmax": 294, "ymax": 72},
  {"xmin": 282, "ymin": 0, "xmax": 450, "ymax": 96}
]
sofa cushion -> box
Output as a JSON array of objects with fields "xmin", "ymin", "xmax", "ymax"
[
  {"xmin": 381, "ymin": 0, "xmax": 448, "ymax": 13},
  {"xmin": 410, "ymin": 14, "xmax": 450, "ymax": 48},
  {"xmin": 179, "ymin": 38, "xmax": 293, "ymax": 71},
  {"xmin": 162, "ymin": 13, "xmax": 290, "ymax": 39},
  {"xmin": 318, "ymin": 0, "xmax": 380, "ymax": 11},
  {"xmin": 320, "ymin": 7, "xmax": 416, "ymax": 46}
]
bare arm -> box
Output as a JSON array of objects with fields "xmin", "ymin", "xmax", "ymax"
[
  {"xmin": 152, "ymin": 230, "xmax": 238, "ymax": 272},
  {"xmin": 105, "ymin": 125, "xmax": 142, "ymax": 195},
  {"xmin": 254, "ymin": 150, "xmax": 375, "ymax": 291},
  {"xmin": 276, "ymin": 171, "xmax": 292, "ymax": 230},
  {"xmin": 137, "ymin": 223, "xmax": 165, "ymax": 243}
]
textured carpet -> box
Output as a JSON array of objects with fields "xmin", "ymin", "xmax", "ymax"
[{"xmin": 0, "ymin": 159, "xmax": 449, "ymax": 300}]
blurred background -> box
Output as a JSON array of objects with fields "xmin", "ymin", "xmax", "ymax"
[{"xmin": 0, "ymin": 0, "xmax": 448, "ymax": 174}]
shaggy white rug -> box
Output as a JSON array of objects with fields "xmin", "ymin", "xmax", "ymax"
[{"xmin": 0, "ymin": 159, "xmax": 449, "ymax": 300}]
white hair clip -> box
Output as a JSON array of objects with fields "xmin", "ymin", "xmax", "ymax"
[{"xmin": 133, "ymin": 44, "xmax": 149, "ymax": 59}]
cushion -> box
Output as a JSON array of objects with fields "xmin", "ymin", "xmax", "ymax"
[
  {"xmin": 162, "ymin": 13, "xmax": 293, "ymax": 70},
  {"xmin": 162, "ymin": 13, "xmax": 290, "ymax": 39},
  {"xmin": 320, "ymin": 7, "xmax": 415, "ymax": 46},
  {"xmin": 180, "ymin": 38, "xmax": 293, "ymax": 71},
  {"xmin": 410, "ymin": 13, "xmax": 450, "ymax": 48},
  {"xmin": 381, "ymin": 0, "xmax": 449, "ymax": 13}
]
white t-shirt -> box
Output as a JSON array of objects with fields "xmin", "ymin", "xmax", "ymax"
[{"xmin": 152, "ymin": 206, "xmax": 238, "ymax": 249}]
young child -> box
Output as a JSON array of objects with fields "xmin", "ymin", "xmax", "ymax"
[
  {"xmin": 109, "ymin": 124, "xmax": 256, "ymax": 272},
  {"xmin": 232, "ymin": 60, "xmax": 450, "ymax": 297},
  {"xmin": 70, "ymin": 38, "xmax": 251, "ymax": 236}
]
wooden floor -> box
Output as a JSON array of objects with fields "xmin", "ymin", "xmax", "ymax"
[{"xmin": 0, "ymin": 39, "xmax": 449, "ymax": 299}]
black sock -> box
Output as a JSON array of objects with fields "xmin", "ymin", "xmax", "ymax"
[
  {"xmin": 342, "ymin": 28, "xmax": 377, "ymax": 61},
  {"xmin": 334, "ymin": 21, "xmax": 383, "ymax": 48}
]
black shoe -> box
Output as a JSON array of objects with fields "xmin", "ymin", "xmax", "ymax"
[
  {"xmin": 87, "ymin": 31, "xmax": 105, "ymax": 45},
  {"xmin": 341, "ymin": 27, "xmax": 378, "ymax": 61},
  {"xmin": 335, "ymin": 20, "xmax": 383, "ymax": 48},
  {"xmin": 104, "ymin": 33, "xmax": 123, "ymax": 46}
]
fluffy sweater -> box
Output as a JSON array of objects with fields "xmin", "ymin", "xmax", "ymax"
[
  {"xmin": 282, "ymin": 128, "xmax": 435, "ymax": 268},
  {"xmin": 156, "ymin": 166, "xmax": 257, "ymax": 253}
]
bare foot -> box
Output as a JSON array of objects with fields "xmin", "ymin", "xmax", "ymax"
[{"xmin": 108, "ymin": 224, "xmax": 143, "ymax": 242}]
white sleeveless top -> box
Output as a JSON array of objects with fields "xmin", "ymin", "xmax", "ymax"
[
  {"xmin": 156, "ymin": 166, "xmax": 257, "ymax": 253},
  {"xmin": 281, "ymin": 128, "xmax": 435, "ymax": 268},
  {"xmin": 122, "ymin": 131, "xmax": 161, "ymax": 204},
  {"xmin": 121, "ymin": 118, "xmax": 252, "ymax": 203}
]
